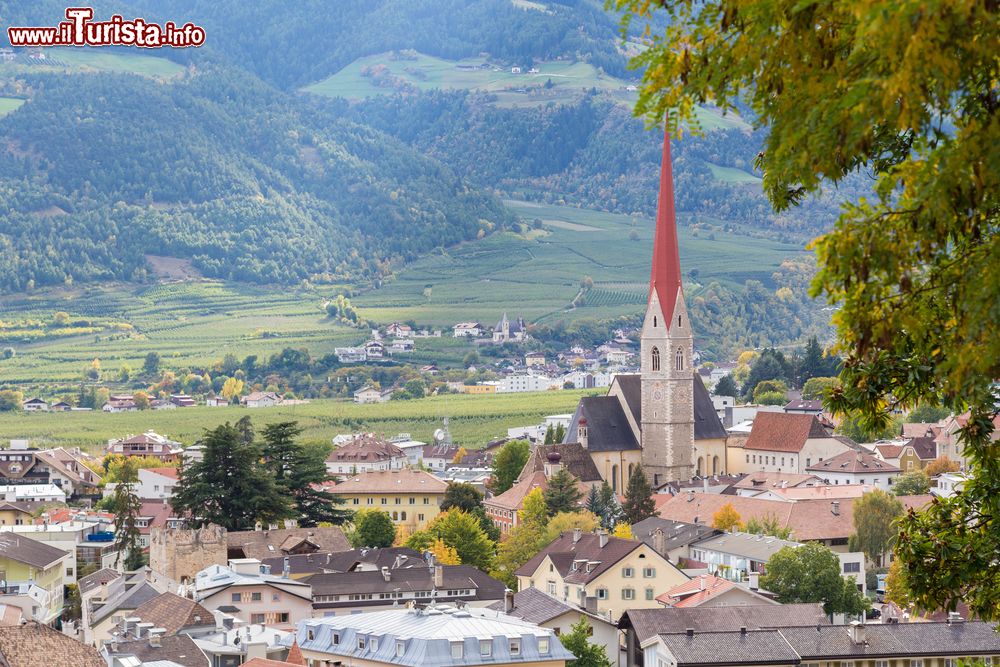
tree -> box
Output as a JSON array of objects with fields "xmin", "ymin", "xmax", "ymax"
[
  {"xmin": 221, "ymin": 376, "xmax": 244, "ymax": 400},
  {"xmin": 836, "ymin": 414, "xmax": 900, "ymax": 444},
  {"xmin": 143, "ymin": 351, "xmax": 160, "ymax": 376},
  {"xmin": 849, "ymin": 490, "xmax": 904, "ymax": 567},
  {"xmin": 585, "ymin": 485, "xmax": 602, "ymax": 516},
  {"xmin": 543, "ymin": 510, "xmax": 600, "ymax": 544},
  {"xmin": 713, "ymin": 375, "xmax": 739, "ymax": 399},
  {"xmin": 801, "ymin": 377, "xmax": 839, "ymax": 401},
  {"xmin": 451, "ymin": 447, "xmax": 468, "ymax": 464},
  {"xmin": 743, "ymin": 514, "xmax": 792, "ymax": 539},
  {"xmin": 424, "ymin": 509, "xmax": 495, "ymax": 571},
  {"xmin": 893, "ymin": 471, "xmax": 930, "ymax": 497},
  {"xmin": 441, "ymin": 482, "xmax": 484, "ymax": 514},
  {"xmin": 171, "ymin": 422, "xmax": 293, "ymax": 531},
  {"xmin": 753, "ymin": 379, "xmax": 789, "ymax": 406},
  {"xmin": 262, "ymin": 423, "xmax": 350, "ymax": 526},
  {"xmin": 615, "ymin": 0, "xmax": 997, "ymax": 620},
  {"xmin": 520, "ymin": 487, "xmax": 548, "ymax": 527},
  {"xmin": 906, "ymin": 404, "xmax": 951, "ymax": 424},
  {"xmin": 350, "ymin": 509, "xmax": 396, "ymax": 548},
  {"xmin": 544, "ymin": 468, "xmax": 583, "ymax": 516},
  {"xmin": 561, "ymin": 618, "xmax": 612, "ymax": 667},
  {"xmin": 925, "ymin": 456, "xmax": 960, "ymax": 478},
  {"xmin": 621, "ymin": 465, "xmax": 657, "ymax": 525},
  {"xmin": 0, "ymin": 390, "xmax": 24, "ymax": 412},
  {"xmin": 110, "ymin": 458, "xmax": 144, "ymax": 570},
  {"xmin": 596, "ymin": 481, "xmax": 622, "ymax": 530},
  {"xmin": 429, "ymin": 537, "xmax": 461, "ymax": 565},
  {"xmin": 711, "ymin": 502, "xmax": 743, "ymax": 532},
  {"xmin": 884, "ymin": 557, "xmax": 913, "ymax": 610},
  {"xmin": 132, "ymin": 391, "xmax": 150, "ymax": 410},
  {"xmin": 797, "ymin": 337, "xmax": 840, "ymax": 385},
  {"xmin": 612, "ymin": 523, "xmax": 633, "ymax": 539},
  {"xmin": 490, "ymin": 439, "xmax": 530, "ymax": 495},
  {"xmin": 491, "ymin": 520, "xmax": 545, "ymax": 589},
  {"xmin": 761, "ymin": 542, "xmax": 869, "ymax": 616}
]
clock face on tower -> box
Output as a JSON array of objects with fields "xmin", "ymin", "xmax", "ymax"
[{"xmin": 652, "ymin": 382, "xmax": 663, "ymax": 401}]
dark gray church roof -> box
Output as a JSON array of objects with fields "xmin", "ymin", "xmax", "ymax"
[
  {"xmin": 565, "ymin": 396, "xmax": 641, "ymax": 452},
  {"xmin": 570, "ymin": 374, "xmax": 727, "ymax": 447}
]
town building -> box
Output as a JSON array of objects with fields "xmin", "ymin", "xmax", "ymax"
[
  {"xmin": 728, "ymin": 412, "xmax": 861, "ymax": 475},
  {"xmin": 806, "ymin": 450, "xmax": 901, "ymax": 489},
  {"xmin": 193, "ymin": 560, "xmax": 314, "ymax": 627},
  {"xmin": 631, "ymin": 517, "xmax": 720, "ymax": 564},
  {"xmin": 873, "ymin": 437, "xmax": 937, "ymax": 472},
  {"xmin": 453, "ymin": 322, "xmax": 484, "ymax": 337},
  {"xmin": 106, "ymin": 431, "xmax": 183, "ymax": 462},
  {"xmin": 227, "ymin": 526, "xmax": 351, "ymax": 561},
  {"xmin": 308, "ymin": 563, "xmax": 506, "ymax": 616},
  {"xmin": 112, "ymin": 591, "xmax": 217, "ymax": 640},
  {"xmin": 783, "ymin": 399, "xmax": 824, "ymax": 415},
  {"xmin": 82, "ymin": 571, "xmax": 164, "ymax": 646},
  {"xmin": 336, "ymin": 346, "xmax": 368, "ymax": 363},
  {"xmin": 288, "ymin": 606, "xmax": 574, "ymax": 667},
  {"xmin": 242, "ymin": 391, "xmax": 282, "ymax": 408},
  {"xmin": 619, "ymin": 603, "xmax": 831, "ymax": 667},
  {"xmin": 0, "ymin": 622, "xmax": 104, "ymax": 667},
  {"xmin": 0, "ymin": 502, "xmax": 32, "ymax": 526},
  {"xmin": 354, "ymin": 385, "xmax": 394, "ymax": 404},
  {"xmin": 0, "ymin": 532, "xmax": 70, "ymax": 623},
  {"xmin": 488, "ymin": 588, "xmax": 619, "ymax": 662},
  {"xmin": 21, "ymin": 397, "xmax": 48, "ymax": 412},
  {"xmin": 932, "ymin": 472, "xmax": 969, "ymax": 498},
  {"xmin": 135, "ymin": 467, "xmax": 179, "ymax": 500},
  {"xmin": 639, "ymin": 621, "xmax": 1000, "ymax": 667},
  {"xmin": 516, "ymin": 529, "xmax": 687, "ymax": 622},
  {"xmin": 261, "ymin": 546, "xmax": 425, "ymax": 580},
  {"xmin": 327, "ymin": 470, "xmax": 448, "ymax": 531},
  {"xmin": 103, "ymin": 633, "xmax": 209, "ymax": 667},
  {"xmin": 525, "ymin": 351, "xmax": 546, "ymax": 367},
  {"xmin": 654, "ymin": 573, "xmax": 776, "ymax": 608},
  {"xmin": 326, "ymin": 435, "xmax": 407, "ymax": 475},
  {"xmin": 0, "ymin": 483, "xmax": 66, "ymax": 503},
  {"xmin": 729, "ymin": 471, "xmax": 824, "ymax": 497},
  {"xmin": 493, "ymin": 313, "xmax": 527, "ymax": 343}
]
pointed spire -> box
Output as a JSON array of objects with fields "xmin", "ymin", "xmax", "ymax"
[{"xmin": 649, "ymin": 127, "xmax": 683, "ymax": 325}]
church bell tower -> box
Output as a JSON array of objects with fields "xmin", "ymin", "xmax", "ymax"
[{"xmin": 639, "ymin": 129, "xmax": 695, "ymax": 486}]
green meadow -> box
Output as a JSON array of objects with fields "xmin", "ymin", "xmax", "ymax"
[
  {"xmin": 0, "ymin": 97, "xmax": 25, "ymax": 117},
  {"xmin": 0, "ymin": 48, "xmax": 183, "ymax": 79},
  {"xmin": 0, "ymin": 390, "xmax": 596, "ymax": 453}
]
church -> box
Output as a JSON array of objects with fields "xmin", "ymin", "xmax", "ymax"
[{"xmin": 562, "ymin": 130, "xmax": 728, "ymax": 492}]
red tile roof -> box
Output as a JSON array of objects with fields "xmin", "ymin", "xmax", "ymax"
[
  {"xmin": 144, "ymin": 467, "xmax": 179, "ymax": 480},
  {"xmin": 744, "ymin": 413, "xmax": 831, "ymax": 453},
  {"xmin": 656, "ymin": 574, "xmax": 737, "ymax": 607}
]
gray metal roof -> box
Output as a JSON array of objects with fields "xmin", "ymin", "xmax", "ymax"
[
  {"xmin": 689, "ymin": 532, "xmax": 801, "ymax": 562},
  {"xmin": 290, "ymin": 606, "xmax": 574, "ymax": 667}
]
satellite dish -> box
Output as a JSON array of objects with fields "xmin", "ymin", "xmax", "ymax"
[{"xmin": 433, "ymin": 429, "xmax": 446, "ymax": 443}]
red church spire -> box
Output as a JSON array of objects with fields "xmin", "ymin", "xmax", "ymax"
[{"xmin": 648, "ymin": 127, "xmax": 683, "ymax": 324}]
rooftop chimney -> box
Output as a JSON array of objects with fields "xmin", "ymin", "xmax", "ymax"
[
  {"xmin": 136, "ymin": 622, "xmax": 153, "ymax": 639},
  {"xmin": 382, "ymin": 566, "xmax": 391, "ymax": 582},
  {"xmin": 584, "ymin": 595, "xmax": 598, "ymax": 614},
  {"xmin": 848, "ymin": 621, "xmax": 867, "ymax": 645},
  {"xmin": 740, "ymin": 627, "xmax": 747, "ymax": 635},
  {"xmin": 652, "ymin": 528, "xmax": 666, "ymax": 556},
  {"xmin": 748, "ymin": 572, "xmax": 760, "ymax": 591},
  {"xmin": 698, "ymin": 575, "xmax": 706, "ymax": 591},
  {"xmin": 434, "ymin": 565, "xmax": 444, "ymax": 588},
  {"xmin": 598, "ymin": 530, "xmax": 608, "ymax": 548},
  {"xmin": 283, "ymin": 556, "xmax": 290, "ymax": 579},
  {"xmin": 573, "ymin": 528, "xmax": 582, "ymax": 544},
  {"xmin": 504, "ymin": 589, "xmax": 515, "ymax": 614},
  {"xmin": 685, "ymin": 628, "xmax": 694, "ymax": 637}
]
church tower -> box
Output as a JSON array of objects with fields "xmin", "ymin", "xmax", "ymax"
[{"xmin": 639, "ymin": 130, "xmax": 695, "ymax": 486}]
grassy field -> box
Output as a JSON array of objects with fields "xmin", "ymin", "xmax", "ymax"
[
  {"xmin": 0, "ymin": 48, "xmax": 184, "ymax": 79},
  {"xmin": 0, "ymin": 200, "xmax": 806, "ymax": 385},
  {"xmin": 355, "ymin": 199, "xmax": 807, "ymax": 326},
  {"xmin": 0, "ymin": 97, "xmax": 25, "ymax": 117},
  {"xmin": 0, "ymin": 281, "xmax": 360, "ymax": 384},
  {"xmin": 302, "ymin": 50, "xmax": 749, "ymax": 130},
  {"xmin": 706, "ymin": 163, "xmax": 762, "ymax": 184},
  {"xmin": 0, "ymin": 390, "xmax": 596, "ymax": 453}
]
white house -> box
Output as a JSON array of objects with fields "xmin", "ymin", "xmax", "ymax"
[
  {"xmin": 354, "ymin": 386, "xmax": 394, "ymax": 404},
  {"xmin": 22, "ymin": 398, "xmax": 49, "ymax": 412},
  {"xmin": 135, "ymin": 467, "xmax": 179, "ymax": 500},
  {"xmin": 932, "ymin": 472, "xmax": 969, "ymax": 498},
  {"xmin": 336, "ymin": 347, "xmax": 367, "ymax": 363},
  {"xmin": 0, "ymin": 484, "xmax": 66, "ymax": 503},
  {"xmin": 242, "ymin": 391, "xmax": 281, "ymax": 408},
  {"xmin": 495, "ymin": 374, "xmax": 554, "ymax": 393},
  {"xmin": 452, "ymin": 322, "xmax": 483, "ymax": 337},
  {"xmin": 365, "ymin": 340, "xmax": 386, "ymax": 359},
  {"xmin": 805, "ymin": 450, "xmax": 901, "ymax": 490}
]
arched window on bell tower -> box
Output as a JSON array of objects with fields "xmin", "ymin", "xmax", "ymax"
[
  {"xmin": 674, "ymin": 347, "xmax": 684, "ymax": 371},
  {"xmin": 651, "ymin": 347, "xmax": 660, "ymax": 371}
]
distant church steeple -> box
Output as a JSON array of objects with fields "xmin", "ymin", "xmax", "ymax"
[{"xmin": 639, "ymin": 128, "xmax": 695, "ymax": 486}]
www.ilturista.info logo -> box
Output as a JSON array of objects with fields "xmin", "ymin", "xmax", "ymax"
[{"xmin": 6, "ymin": 7, "xmax": 205, "ymax": 48}]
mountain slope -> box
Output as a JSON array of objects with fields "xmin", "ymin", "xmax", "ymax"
[{"xmin": 0, "ymin": 67, "xmax": 512, "ymax": 290}]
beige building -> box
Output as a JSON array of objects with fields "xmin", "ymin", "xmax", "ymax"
[
  {"xmin": 328, "ymin": 469, "xmax": 448, "ymax": 531},
  {"xmin": 516, "ymin": 530, "xmax": 687, "ymax": 622},
  {"xmin": 194, "ymin": 559, "xmax": 313, "ymax": 626},
  {"xmin": 727, "ymin": 412, "xmax": 859, "ymax": 475}
]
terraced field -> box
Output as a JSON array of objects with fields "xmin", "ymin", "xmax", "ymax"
[{"xmin": 0, "ymin": 390, "xmax": 597, "ymax": 453}]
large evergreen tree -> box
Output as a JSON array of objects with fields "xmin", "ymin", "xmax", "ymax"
[
  {"xmin": 543, "ymin": 468, "xmax": 583, "ymax": 516},
  {"xmin": 172, "ymin": 422, "xmax": 293, "ymax": 530},
  {"xmin": 261, "ymin": 422, "xmax": 350, "ymax": 526},
  {"xmin": 597, "ymin": 481, "xmax": 621, "ymax": 530},
  {"xmin": 621, "ymin": 465, "xmax": 657, "ymax": 525},
  {"xmin": 490, "ymin": 439, "xmax": 530, "ymax": 494},
  {"xmin": 110, "ymin": 458, "xmax": 144, "ymax": 570}
]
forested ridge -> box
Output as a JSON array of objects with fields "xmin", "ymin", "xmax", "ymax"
[{"xmin": 0, "ymin": 68, "xmax": 513, "ymax": 290}]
